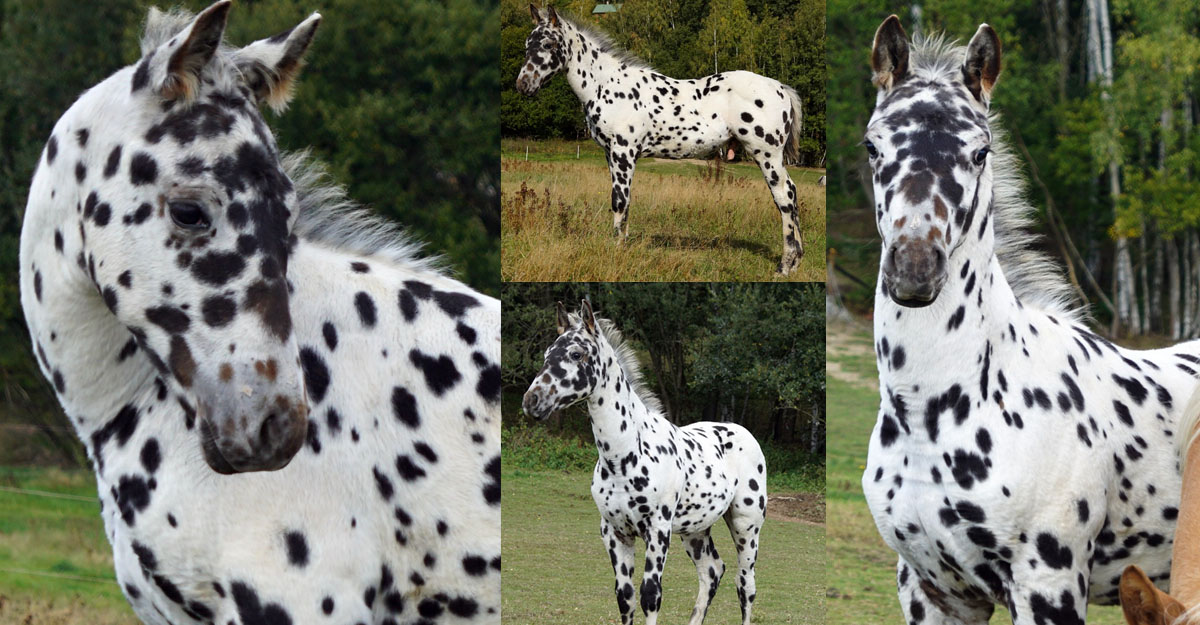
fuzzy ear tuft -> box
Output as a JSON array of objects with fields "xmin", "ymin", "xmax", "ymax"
[
  {"xmin": 529, "ymin": 3, "xmax": 541, "ymax": 24},
  {"xmin": 235, "ymin": 12, "xmax": 322, "ymax": 113},
  {"xmin": 555, "ymin": 301, "xmax": 570, "ymax": 335},
  {"xmin": 871, "ymin": 15, "xmax": 909, "ymax": 91},
  {"xmin": 1119, "ymin": 565, "xmax": 1186, "ymax": 625},
  {"xmin": 962, "ymin": 23, "xmax": 1002, "ymax": 104},
  {"xmin": 140, "ymin": 1, "xmax": 231, "ymax": 103},
  {"xmin": 580, "ymin": 298, "xmax": 596, "ymax": 335},
  {"xmin": 547, "ymin": 6, "xmax": 560, "ymax": 26}
]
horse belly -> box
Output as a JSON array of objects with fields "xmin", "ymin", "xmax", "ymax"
[{"xmin": 642, "ymin": 106, "xmax": 728, "ymax": 159}]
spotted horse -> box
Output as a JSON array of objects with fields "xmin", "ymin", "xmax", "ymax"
[
  {"xmin": 515, "ymin": 6, "xmax": 806, "ymax": 275},
  {"xmin": 522, "ymin": 301, "xmax": 767, "ymax": 625},
  {"xmin": 860, "ymin": 15, "xmax": 1200, "ymax": 625},
  {"xmin": 18, "ymin": 3, "xmax": 500, "ymax": 624}
]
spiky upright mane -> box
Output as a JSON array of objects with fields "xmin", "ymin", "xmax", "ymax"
[
  {"xmin": 284, "ymin": 152, "xmax": 443, "ymax": 273},
  {"xmin": 552, "ymin": 10, "xmax": 655, "ymax": 71},
  {"xmin": 569, "ymin": 313, "xmax": 666, "ymax": 416},
  {"xmin": 905, "ymin": 34, "xmax": 1083, "ymax": 320}
]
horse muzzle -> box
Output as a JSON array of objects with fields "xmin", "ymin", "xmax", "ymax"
[
  {"xmin": 197, "ymin": 394, "xmax": 309, "ymax": 474},
  {"xmin": 514, "ymin": 74, "xmax": 540, "ymax": 97},
  {"xmin": 882, "ymin": 238, "xmax": 947, "ymax": 307},
  {"xmin": 521, "ymin": 385, "xmax": 555, "ymax": 420}
]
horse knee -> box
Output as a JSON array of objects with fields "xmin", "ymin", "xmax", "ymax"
[{"xmin": 640, "ymin": 575, "xmax": 662, "ymax": 614}]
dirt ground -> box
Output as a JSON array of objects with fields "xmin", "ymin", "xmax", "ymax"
[{"xmin": 767, "ymin": 492, "xmax": 825, "ymax": 525}]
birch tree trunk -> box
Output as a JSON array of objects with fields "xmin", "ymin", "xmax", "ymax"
[{"xmin": 1088, "ymin": 0, "xmax": 1137, "ymax": 335}]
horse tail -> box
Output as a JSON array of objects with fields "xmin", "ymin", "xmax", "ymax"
[
  {"xmin": 783, "ymin": 85, "xmax": 803, "ymax": 166},
  {"xmin": 1179, "ymin": 382, "xmax": 1200, "ymax": 474}
]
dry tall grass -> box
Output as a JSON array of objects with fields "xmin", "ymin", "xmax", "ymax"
[{"xmin": 501, "ymin": 144, "xmax": 826, "ymax": 282}]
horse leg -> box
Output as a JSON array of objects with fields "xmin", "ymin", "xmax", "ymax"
[
  {"xmin": 601, "ymin": 518, "xmax": 638, "ymax": 625},
  {"xmin": 747, "ymin": 147, "xmax": 803, "ymax": 275},
  {"xmin": 896, "ymin": 558, "xmax": 994, "ymax": 624},
  {"xmin": 605, "ymin": 147, "xmax": 637, "ymax": 240},
  {"xmin": 726, "ymin": 495, "xmax": 764, "ymax": 625},
  {"xmin": 640, "ymin": 517, "xmax": 672, "ymax": 625},
  {"xmin": 679, "ymin": 530, "xmax": 724, "ymax": 625}
]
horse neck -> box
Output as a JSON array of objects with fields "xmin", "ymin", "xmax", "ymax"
[
  {"xmin": 875, "ymin": 209, "xmax": 1025, "ymax": 389},
  {"xmin": 586, "ymin": 342, "xmax": 661, "ymax": 462},
  {"xmin": 561, "ymin": 23, "xmax": 641, "ymax": 106},
  {"xmin": 20, "ymin": 116, "xmax": 165, "ymax": 454}
]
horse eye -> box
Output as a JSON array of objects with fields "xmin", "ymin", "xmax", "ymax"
[
  {"xmin": 864, "ymin": 140, "xmax": 879, "ymax": 158},
  {"xmin": 169, "ymin": 201, "xmax": 210, "ymax": 231},
  {"xmin": 570, "ymin": 351, "xmax": 582, "ymax": 361},
  {"xmin": 973, "ymin": 146, "xmax": 991, "ymax": 166}
]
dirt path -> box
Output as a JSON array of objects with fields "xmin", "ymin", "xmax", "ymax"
[
  {"xmin": 767, "ymin": 492, "xmax": 824, "ymax": 525},
  {"xmin": 825, "ymin": 321, "xmax": 877, "ymax": 392}
]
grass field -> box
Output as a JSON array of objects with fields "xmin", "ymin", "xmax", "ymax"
[
  {"xmin": 502, "ymin": 468, "xmax": 825, "ymax": 624},
  {"xmin": 824, "ymin": 321, "xmax": 1126, "ymax": 624},
  {"xmin": 0, "ymin": 466, "xmax": 136, "ymax": 625},
  {"xmin": 501, "ymin": 138, "xmax": 826, "ymax": 282}
]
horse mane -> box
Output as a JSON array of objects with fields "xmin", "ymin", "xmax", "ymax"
[
  {"xmin": 552, "ymin": 10, "xmax": 655, "ymax": 72},
  {"xmin": 142, "ymin": 9, "xmax": 442, "ymax": 274},
  {"xmin": 906, "ymin": 34, "xmax": 1084, "ymax": 321},
  {"xmin": 284, "ymin": 152, "xmax": 444, "ymax": 273},
  {"xmin": 569, "ymin": 313, "xmax": 666, "ymax": 417}
]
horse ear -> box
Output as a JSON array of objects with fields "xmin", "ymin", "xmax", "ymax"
[
  {"xmin": 963, "ymin": 24, "xmax": 1002, "ymax": 103},
  {"xmin": 1119, "ymin": 565, "xmax": 1186, "ymax": 625},
  {"xmin": 529, "ymin": 3, "xmax": 541, "ymax": 24},
  {"xmin": 235, "ymin": 12, "xmax": 322, "ymax": 114},
  {"xmin": 580, "ymin": 299, "xmax": 596, "ymax": 335},
  {"xmin": 547, "ymin": 6, "xmax": 560, "ymax": 26},
  {"xmin": 871, "ymin": 15, "xmax": 908, "ymax": 92},
  {"xmin": 555, "ymin": 301, "xmax": 570, "ymax": 335},
  {"xmin": 145, "ymin": 0, "xmax": 232, "ymax": 102}
]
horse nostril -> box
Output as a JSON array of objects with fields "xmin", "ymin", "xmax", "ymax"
[
  {"xmin": 259, "ymin": 412, "xmax": 279, "ymax": 450},
  {"xmin": 933, "ymin": 247, "xmax": 946, "ymax": 273}
]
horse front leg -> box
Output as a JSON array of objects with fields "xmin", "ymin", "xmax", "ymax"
[
  {"xmin": 640, "ymin": 517, "xmax": 673, "ymax": 625},
  {"xmin": 896, "ymin": 559, "xmax": 994, "ymax": 624},
  {"xmin": 605, "ymin": 148, "xmax": 637, "ymax": 240},
  {"xmin": 602, "ymin": 518, "xmax": 637, "ymax": 625}
]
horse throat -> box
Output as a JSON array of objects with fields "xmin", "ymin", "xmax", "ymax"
[
  {"xmin": 20, "ymin": 128, "xmax": 163, "ymax": 454},
  {"xmin": 586, "ymin": 350, "xmax": 654, "ymax": 462},
  {"xmin": 875, "ymin": 201, "xmax": 1016, "ymax": 385}
]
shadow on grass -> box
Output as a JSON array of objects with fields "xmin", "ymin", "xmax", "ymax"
[{"xmin": 645, "ymin": 233, "xmax": 776, "ymax": 261}]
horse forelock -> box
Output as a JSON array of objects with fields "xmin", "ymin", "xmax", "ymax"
[{"xmin": 883, "ymin": 33, "xmax": 1084, "ymax": 321}]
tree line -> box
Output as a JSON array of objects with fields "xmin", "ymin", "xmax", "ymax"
[
  {"xmin": 500, "ymin": 0, "xmax": 827, "ymax": 166},
  {"xmin": 502, "ymin": 283, "xmax": 826, "ymax": 451},
  {"xmin": 0, "ymin": 0, "xmax": 498, "ymax": 465},
  {"xmin": 829, "ymin": 0, "xmax": 1200, "ymax": 338}
]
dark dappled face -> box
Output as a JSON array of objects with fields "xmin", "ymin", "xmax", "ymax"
[
  {"xmin": 866, "ymin": 16, "xmax": 1001, "ymax": 307},
  {"xmin": 522, "ymin": 302, "xmax": 601, "ymax": 420},
  {"xmin": 516, "ymin": 5, "xmax": 567, "ymax": 96},
  {"xmin": 76, "ymin": 1, "xmax": 323, "ymax": 473}
]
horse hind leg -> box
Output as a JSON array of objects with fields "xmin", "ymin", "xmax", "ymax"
[
  {"xmin": 747, "ymin": 147, "xmax": 803, "ymax": 275},
  {"xmin": 680, "ymin": 530, "xmax": 724, "ymax": 625},
  {"xmin": 601, "ymin": 518, "xmax": 638, "ymax": 625},
  {"xmin": 725, "ymin": 497, "xmax": 765, "ymax": 625}
]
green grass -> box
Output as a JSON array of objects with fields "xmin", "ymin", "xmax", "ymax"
[
  {"xmin": 501, "ymin": 138, "xmax": 826, "ymax": 282},
  {"xmin": 0, "ymin": 466, "xmax": 137, "ymax": 625},
  {"xmin": 824, "ymin": 323, "xmax": 1126, "ymax": 624},
  {"xmin": 501, "ymin": 468, "xmax": 825, "ymax": 624}
]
